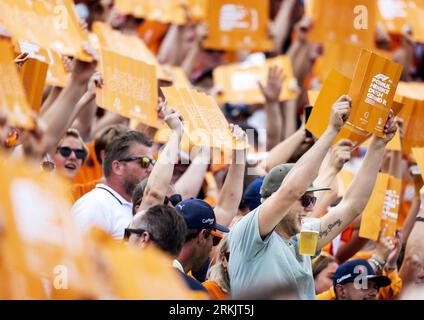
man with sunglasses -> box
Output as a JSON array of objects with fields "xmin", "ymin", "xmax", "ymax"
[
  {"xmin": 174, "ymin": 199, "xmax": 229, "ymax": 289},
  {"xmin": 227, "ymin": 95, "xmax": 398, "ymax": 299},
  {"xmin": 72, "ymin": 130, "xmax": 154, "ymax": 239}
]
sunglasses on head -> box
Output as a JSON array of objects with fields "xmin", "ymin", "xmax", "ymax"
[
  {"xmin": 164, "ymin": 194, "xmax": 182, "ymax": 207},
  {"xmin": 57, "ymin": 146, "xmax": 87, "ymax": 160},
  {"xmin": 119, "ymin": 156, "xmax": 156, "ymax": 169},
  {"xmin": 299, "ymin": 194, "xmax": 317, "ymax": 208}
]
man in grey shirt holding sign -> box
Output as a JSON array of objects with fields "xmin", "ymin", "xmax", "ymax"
[{"xmin": 227, "ymin": 95, "xmax": 398, "ymax": 299}]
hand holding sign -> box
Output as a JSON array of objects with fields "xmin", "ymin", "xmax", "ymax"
[{"xmin": 329, "ymin": 95, "xmax": 352, "ymax": 132}]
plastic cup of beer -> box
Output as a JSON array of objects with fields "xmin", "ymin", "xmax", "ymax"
[{"xmin": 299, "ymin": 217, "xmax": 320, "ymax": 256}]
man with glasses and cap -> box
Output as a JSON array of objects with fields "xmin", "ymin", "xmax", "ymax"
[{"xmin": 227, "ymin": 95, "xmax": 398, "ymax": 299}]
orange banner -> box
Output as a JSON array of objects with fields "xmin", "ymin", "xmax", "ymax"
[
  {"xmin": 0, "ymin": 38, "xmax": 34, "ymax": 129},
  {"xmin": 0, "ymin": 0, "xmax": 90, "ymax": 61},
  {"xmin": 17, "ymin": 40, "xmax": 69, "ymax": 87},
  {"xmin": 161, "ymin": 86, "xmax": 248, "ymax": 151},
  {"xmin": 19, "ymin": 57, "xmax": 48, "ymax": 113},
  {"xmin": 348, "ymin": 49, "xmax": 402, "ymax": 137},
  {"xmin": 92, "ymin": 22, "xmax": 171, "ymax": 81},
  {"xmin": 97, "ymin": 49, "xmax": 159, "ymax": 128},
  {"xmin": 213, "ymin": 55, "xmax": 297, "ymax": 104},
  {"xmin": 203, "ymin": 0, "xmax": 273, "ymax": 51},
  {"xmin": 359, "ymin": 173, "xmax": 401, "ymax": 240}
]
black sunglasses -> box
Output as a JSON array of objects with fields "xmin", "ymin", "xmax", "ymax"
[
  {"xmin": 57, "ymin": 146, "xmax": 87, "ymax": 160},
  {"xmin": 164, "ymin": 194, "xmax": 182, "ymax": 207},
  {"xmin": 299, "ymin": 194, "xmax": 317, "ymax": 208},
  {"xmin": 119, "ymin": 156, "xmax": 156, "ymax": 169},
  {"xmin": 123, "ymin": 228, "xmax": 155, "ymax": 242}
]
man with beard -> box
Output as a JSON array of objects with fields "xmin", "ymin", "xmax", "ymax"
[{"xmin": 72, "ymin": 130, "xmax": 153, "ymax": 239}]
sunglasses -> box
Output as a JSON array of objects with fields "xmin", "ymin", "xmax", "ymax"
[
  {"xmin": 123, "ymin": 228, "xmax": 155, "ymax": 242},
  {"xmin": 299, "ymin": 194, "xmax": 317, "ymax": 208},
  {"xmin": 119, "ymin": 156, "xmax": 156, "ymax": 169},
  {"xmin": 164, "ymin": 194, "xmax": 182, "ymax": 207},
  {"xmin": 204, "ymin": 229, "xmax": 223, "ymax": 247},
  {"xmin": 57, "ymin": 146, "xmax": 87, "ymax": 160}
]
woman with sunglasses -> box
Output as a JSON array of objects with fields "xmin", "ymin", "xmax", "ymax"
[{"xmin": 52, "ymin": 128, "xmax": 88, "ymax": 180}]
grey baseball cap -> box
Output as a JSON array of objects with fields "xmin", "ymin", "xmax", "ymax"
[{"xmin": 259, "ymin": 163, "xmax": 331, "ymax": 198}]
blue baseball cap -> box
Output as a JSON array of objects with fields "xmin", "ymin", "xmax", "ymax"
[
  {"xmin": 333, "ymin": 259, "xmax": 391, "ymax": 289},
  {"xmin": 242, "ymin": 176, "xmax": 264, "ymax": 211},
  {"xmin": 175, "ymin": 198, "xmax": 230, "ymax": 233}
]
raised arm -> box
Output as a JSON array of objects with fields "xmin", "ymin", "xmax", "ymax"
[
  {"xmin": 157, "ymin": 24, "xmax": 184, "ymax": 65},
  {"xmin": 174, "ymin": 145, "xmax": 210, "ymax": 200},
  {"xmin": 258, "ymin": 95, "xmax": 351, "ymax": 237},
  {"xmin": 317, "ymin": 114, "xmax": 398, "ymax": 250},
  {"xmin": 310, "ymin": 139, "xmax": 353, "ymax": 218},
  {"xmin": 258, "ymin": 66, "xmax": 284, "ymax": 151},
  {"xmin": 271, "ymin": 0, "xmax": 297, "ymax": 53},
  {"xmin": 214, "ymin": 125, "xmax": 247, "ymax": 227},
  {"xmin": 399, "ymin": 186, "xmax": 424, "ymax": 286},
  {"xmin": 139, "ymin": 106, "xmax": 183, "ymax": 211}
]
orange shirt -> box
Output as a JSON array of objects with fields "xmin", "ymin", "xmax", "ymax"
[
  {"xmin": 71, "ymin": 178, "xmax": 103, "ymax": 203},
  {"xmin": 202, "ymin": 280, "xmax": 229, "ymax": 300},
  {"xmin": 73, "ymin": 142, "xmax": 103, "ymax": 185}
]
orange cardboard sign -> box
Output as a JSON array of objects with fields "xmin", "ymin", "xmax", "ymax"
[
  {"xmin": 115, "ymin": 0, "xmax": 207, "ymax": 24},
  {"xmin": 377, "ymin": 0, "xmax": 424, "ymax": 42},
  {"xmin": 92, "ymin": 22, "xmax": 171, "ymax": 81},
  {"xmin": 18, "ymin": 40, "xmax": 69, "ymax": 87},
  {"xmin": 0, "ymin": 0, "xmax": 90, "ymax": 61},
  {"xmin": 347, "ymin": 49, "xmax": 402, "ymax": 137},
  {"xmin": 19, "ymin": 57, "xmax": 48, "ymax": 113},
  {"xmin": 161, "ymin": 86, "xmax": 248, "ymax": 151},
  {"xmin": 203, "ymin": 0, "xmax": 273, "ymax": 51},
  {"xmin": 412, "ymin": 148, "xmax": 424, "ymax": 180},
  {"xmin": 97, "ymin": 49, "xmax": 159, "ymax": 128},
  {"xmin": 307, "ymin": 0, "xmax": 376, "ymax": 48},
  {"xmin": 0, "ymin": 38, "xmax": 34, "ymax": 129},
  {"xmin": 359, "ymin": 173, "xmax": 401, "ymax": 240},
  {"xmin": 213, "ymin": 55, "xmax": 297, "ymax": 104}
]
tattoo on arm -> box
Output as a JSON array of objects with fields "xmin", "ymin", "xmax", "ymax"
[{"xmin": 319, "ymin": 219, "xmax": 342, "ymax": 239}]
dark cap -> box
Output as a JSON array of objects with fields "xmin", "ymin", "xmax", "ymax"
[
  {"xmin": 175, "ymin": 198, "xmax": 229, "ymax": 233},
  {"xmin": 333, "ymin": 259, "xmax": 391, "ymax": 288},
  {"xmin": 260, "ymin": 163, "xmax": 331, "ymax": 198},
  {"xmin": 242, "ymin": 176, "xmax": 264, "ymax": 211}
]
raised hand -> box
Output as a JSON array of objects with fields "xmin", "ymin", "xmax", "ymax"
[
  {"xmin": 329, "ymin": 139, "xmax": 353, "ymax": 171},
  {"xmin": 258, "ymin": 65, "xmax": 285, "ymax": 103},
  {"xmin": 329, "ymin": 95, "xmax": 351, "ymax": 132},
  {"xmin": 71, "ymin": 42, "xmax": 98, "ymax": 85},
  {"xmin": 86, "ymin": 71, "xmax": 103, "ymax": 99}
]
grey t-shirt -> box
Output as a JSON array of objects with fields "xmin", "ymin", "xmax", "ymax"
[{"xmin": 227, "ymin": 206, "xmax": 316, "ymax": 300}]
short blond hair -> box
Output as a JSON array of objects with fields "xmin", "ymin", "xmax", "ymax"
[{"xmin": 57, "ymin": 128, "xmax": 89, "ymax": 163}]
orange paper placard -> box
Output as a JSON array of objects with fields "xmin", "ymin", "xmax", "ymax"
[
  {"xmin": 307, "ymin": 90, "xmax": 320, "ymax": 106},
  {"xmin": 359, "ymin": 173, "xmax": 389, "ymax": 240},
  {"xmin": 115, "ymin": 0, "xmax": 207, "ymax": 24},
  {"xmin": 213, "ymin": 55, "xmax": 297, "ymax": 104},
  {"xmin": 412, "ymin": 148, "xmax": 424, "ymax": 181},
  {"xmin": 19, "ymin": 57, "xmax": 48, "ymax": 113},
  {"xmin": 203, "ymin": 0, "xmax": 273, "ymax": 51},
  {"xmin": 18, "ymin": 41, "xmax": 69, "ymax": 87},
  {"xmin": 161, "ymin": 86, "xmax": 248, "ymax": 151},
  {"xmin": 307, "ymin": 0, "xmax": 376, "ymax": 48},
  {"xmin": 348, "ymin": 49, "xmax": 402, "ymax": 137},
  {"xmin": 0, "ymin": 38, "xmax": 34, "ymax": 129},
  {"xmin": 0, "ymin": 0, "xmax": 90, "ymax": 61},
  {"xmin": 377, "ymin": 0, "xmax": 424, "ymax": 42},
  {"xmin": 92, "ymin": 22, "xmax": 171, "ymax": 81},
  {"xmin": 97, "ymin": 49, "xmax": 159, "ymax": 128},
  {"xmin": 381, "ymin": 176, "xmax": 401, "ymax": 238}
]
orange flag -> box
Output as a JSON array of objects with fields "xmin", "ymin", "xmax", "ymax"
[
  {"xmin": 0, "ymin": 37, "xmax": 34, "ymax": 129},
  {"xmin": 203, "ymin": 0, "xmax": 273, "ymax": 51},
  {"xmin": 97, "ymin": 49, "xmax": 159, "ymax": 128}
]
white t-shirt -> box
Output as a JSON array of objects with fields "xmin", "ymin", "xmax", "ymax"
[{"xmin": 72, "ymin": 183, "xmax": 133, "ymax": 239}]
